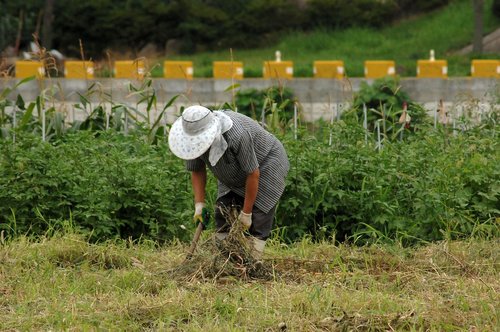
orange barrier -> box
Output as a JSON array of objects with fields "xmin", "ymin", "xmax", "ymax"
[
  {"xmin": 471, "ymin": 59, "xmax": 499, "ymax": 78},
  {"xmin": 364, "ymin": 60, "xmax": 396, "ymax": 79},
  {"xmin": 263, "ymin": 61, "xmax": 293, "ymax": 79},
  {"xmin": 313, "ymin": 61, "xmax": 344, "ymax": 79},
  {"xmin": 213, "ymin": 61, "xmax": 243, "ymax": 79},
  {"xmin": 64, "ymin": 61, "xmax": 94, "ymax": 79},
  {"xmin": 417, "ymin": 60, "xmax": 448, "ymax": 78},
  {"xmin": 15, "ymin": 61, "xmax": 45, "ymax": 78},
  {"xmin": 163, "ymin": 61, "xmax": 193, "ymax": 79},
  {"xmin": 114, "ymin": 60, "xmax": 145, "ymax": 79}
]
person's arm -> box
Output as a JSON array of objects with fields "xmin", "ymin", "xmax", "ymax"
[
  {"xmin": 191, "ymin": 168, "xmax": 207, "ymax": 204},
  {"xmin": 242, "ymin": 168, "xmax": 260, "ymax": 214}
]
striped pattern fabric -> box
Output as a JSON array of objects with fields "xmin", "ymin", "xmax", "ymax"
[{"xmin": 186, "ymin": 110, "xmax": 289, "ymax": 213}]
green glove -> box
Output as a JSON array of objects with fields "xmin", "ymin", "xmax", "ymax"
[{"xmin": 194, "ymin": 202, "xmax": 210, "ymax": 229}]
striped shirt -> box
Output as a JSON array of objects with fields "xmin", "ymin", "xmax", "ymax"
[{"xmin": 186, "ymin": 110, "xmax": 289, "ymax": 213}]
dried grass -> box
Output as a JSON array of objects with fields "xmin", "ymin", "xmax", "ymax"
[{"xmin": 167, "ymin": 207, "xmax": 275, "ymax": 282}]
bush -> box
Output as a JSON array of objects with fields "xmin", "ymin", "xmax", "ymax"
[
  {"xmin": 235, "ymin": 86, "xmax": 295, "ymax": 125},
  {"xmin": 277, "ymin": 122, "xmax": 499, "ymax": 244},
  {"xmin": 1, "ymin": 120, "xmax": 498, "ymax": 245},
  {"xmin": 0, "ymin": 131, "xmax": 200, "ymax": 242},
  {"xmin": 349, "ymin": 76, "xmax": 430, "ymax": 137}
]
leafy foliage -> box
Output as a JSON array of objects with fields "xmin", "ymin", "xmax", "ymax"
[
  {"xmin": 277, "ymin": 120, "xmax": 499, "ymax": 244},
  {"xmin": 0, "ymin": 76, "xmax": 498, "ymax": 245},
  {"xmin": 0, "ymin": 131, "xmax": 197, "ymax": 242},
  {"xmin": 235, "ymin": 86, "xmax": 295, "ymax": 125},
  {"xmin": 350, "ymin": 76, "xmax": 429, "ymax": 137}
]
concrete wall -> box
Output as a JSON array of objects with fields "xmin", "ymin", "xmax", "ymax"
[{"xmin": 1, "ymin": 77, "xmax": 498, "ymax": 122}]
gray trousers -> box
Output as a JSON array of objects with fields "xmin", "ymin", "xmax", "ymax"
[{"xmin": 214, "ymin": 191, "xmax": 276, "ymax": 240}]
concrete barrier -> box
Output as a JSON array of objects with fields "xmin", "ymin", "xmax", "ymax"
[{"xmin": 1, "ymin": 77, "xmax": 498, "ymax": 122}]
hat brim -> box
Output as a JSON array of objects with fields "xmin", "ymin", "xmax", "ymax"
[{"xmin": 168, "ymin": 115, "xmax": 219, "ymax": 160}]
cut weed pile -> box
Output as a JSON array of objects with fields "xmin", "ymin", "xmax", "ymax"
[
  {"xmin": 0, "ymin": 233, "xmax": 498, "ymax": 331},
  {"xmin": 168, "ymin": 208, "xmax": 274, "ymax": 282}
]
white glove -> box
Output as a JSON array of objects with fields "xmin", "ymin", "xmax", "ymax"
[
  {"xmin": 238, "ymin": 211, "xmax": 252, "ymax": 230},
  {"xmin": 193, "ymin": 202, "xmax": 205, "ymax": 224}
]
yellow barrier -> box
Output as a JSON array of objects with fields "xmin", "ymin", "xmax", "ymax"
[
  {"xmin": 13, "ymin": 58, "xmax": 500, "ymax": 79},
  {"xmin": 213, "ymin": 61, "xmax": 243, "ymax": 79},
  {"xmin": 263, "ymin": 61, "xmax": 293, "ymax": 79},
  {"xmin": 15, "ymin": 61, "xmax": 45, "ymax": 79},
  {"xmin": 417, "ymin": 60, "xmax": 447, "ymax": 78},
  {"xmin": 64, "ymin": 61, "xmax": 94, "ymax": 79},
  {"xmin": 471, "ymin": 59, "xmax": 499, "ymax": 78},
  {"xmin": 114, "ymin": 60, "xmax": 145, "ymax": 79},
  {"xmin": 364, "ymin": 60, "xmax": 396, "ymax": 79},
  {"xmin": 164, "ymin": 61, "xmax": 193, "ymax": 79},
  {"xmin": 313, "ymin": 61, "xmax": 345, "ymax": 79}
]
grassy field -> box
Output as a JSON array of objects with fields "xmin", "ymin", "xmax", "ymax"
[
  {"xmin": 1, "ymin": 231, "xmax": 498, "ymax": 331},
  {"xmin": 150, "ymin": 0, "xmax": 500, "ymax": 78}
]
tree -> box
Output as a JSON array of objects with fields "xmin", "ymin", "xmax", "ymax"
[
  {"xmin": 42, "ymin": 0, "xmax": 54, "ymax": 50},
  {"xmin": 472, "ymin": 0, "xmax": 484, "ymax": 54}
]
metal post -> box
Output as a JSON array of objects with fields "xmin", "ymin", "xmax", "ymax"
[
  {"xmin": 12, "ymin": 105, "xmax": 16, "ymax": 144},
  {"xmin": 434, "ymin": 103, "xmax": 438, "ymax": 128},
  {"xmin": 42, "ymin": 107, "xmax": 46, "ymax": 142},
  {"xmin": 363, "ymin": 103, "xmax": 368, "ymax": 144},
  {"xmin": 293, "ymin": 103, "xmax": 297, "ymax": 140},
  {"xmin": 106, "ymin": 110, "xmax": 110, "ymax": 130},
  {"xmin": 329, "ymin": 104, "xmax": 334, "ymax": 146},
  {"xmin": 376, "ymin": 120, "xmax": 381, "ymax": 151},
  {"xmin": 382, "ymin": 104, "xmax": 386, "ymax": 136},
  {"xmin": 124, "ymin": 108, "xmax": 129, "ymax": 135}
]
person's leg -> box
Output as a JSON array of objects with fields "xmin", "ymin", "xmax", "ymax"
[
  {"xmin": 248, "ymin": 205, "xmax": 276, "ymax": 240},
  {"xmin": 247, "ymin": 205, "xmax": 276, "ymax": 259}
]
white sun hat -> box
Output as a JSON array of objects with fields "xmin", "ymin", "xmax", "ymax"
[{"xmin": 168, "ymin": 105, "xmax": 233, "ymax": 163}]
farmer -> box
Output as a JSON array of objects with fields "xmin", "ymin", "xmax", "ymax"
[{"xmin": 168, "ymin": 105, "xmax": 290, "ymax": 259}]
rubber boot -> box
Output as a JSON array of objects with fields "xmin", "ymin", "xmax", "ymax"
[{"xmin": 247, "ymin": 237, "xmax": 266, "ymax": 260}]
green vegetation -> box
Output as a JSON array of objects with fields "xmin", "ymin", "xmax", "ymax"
[
  {"xmin": 3, "ymin": 0, "xmax": 497, "ymax": 77},
  {"xmin": 1, "ymin": 0, "xmax": 451, "ymax": 58},
  {"xmin": 161, "ymin": 0, "xmax": 500, "ymax": 78},
  {"xmin": 0, "ymin": 233, "xmax": 498, "ymax": 330},
  {"xmin": 1, "ymin": 2, "xmax": 498, "ymax": 330},
  {"xmin": 1, "ymin": 77, "xmax": 498, "ymax": 245}
]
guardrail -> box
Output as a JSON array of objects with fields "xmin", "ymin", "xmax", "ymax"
[{"xmin": 11, "ymin": 59, "xmax": 500, "ymax": 80}]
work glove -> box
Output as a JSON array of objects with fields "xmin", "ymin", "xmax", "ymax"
[
  {"xmin": 194, "ymin": 202, "xmax": 210, "ymax": 229},
  {"xmin": 238, "ymin": 211, "xmax": 252, "ymax": 230}
]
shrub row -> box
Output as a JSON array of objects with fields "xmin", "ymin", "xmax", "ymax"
[
  {"xmin": 278, "ymin": 122, "xmax": 499, "ymax": 243},
  {"xmin": 0, "ymin": 132, "xmax": 196, "ymax": 242},
  {"xmin": 1, "ymin": 120, "xmax": 498, "ymax": 244}
]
